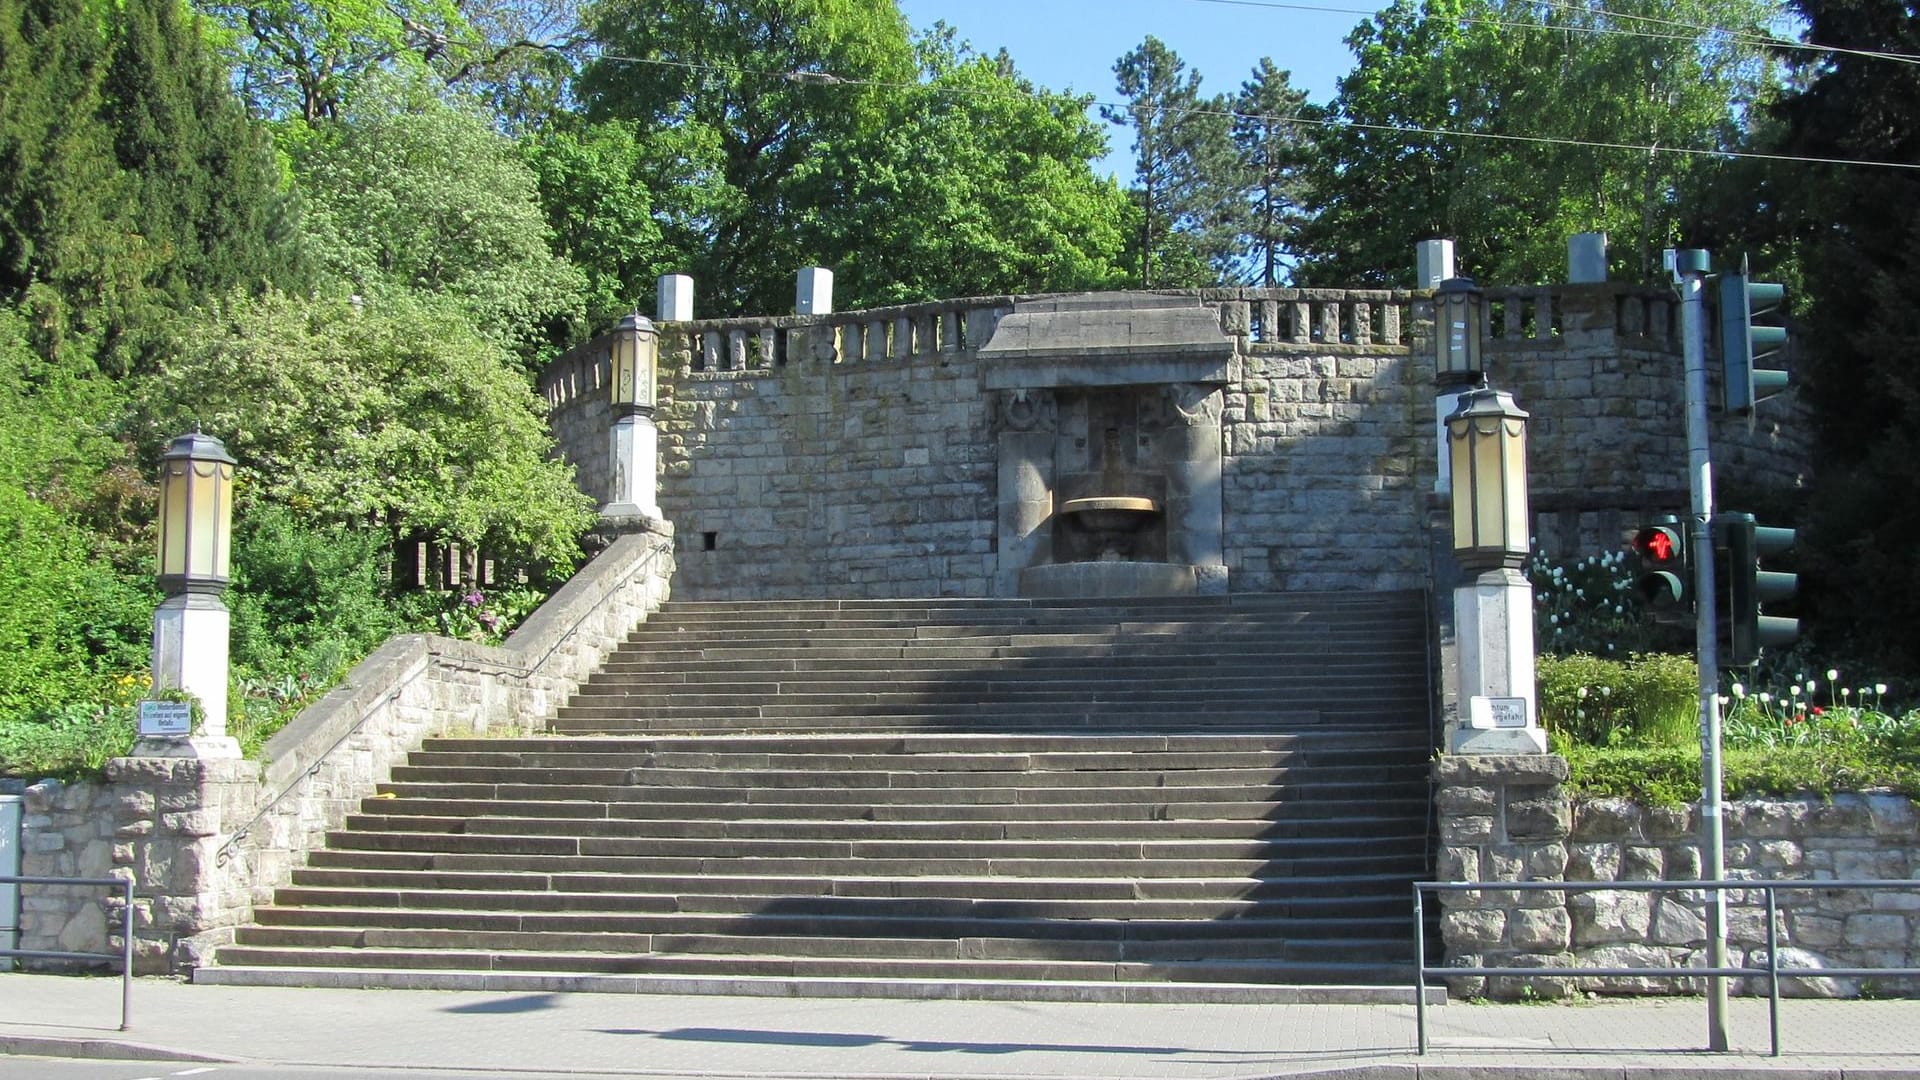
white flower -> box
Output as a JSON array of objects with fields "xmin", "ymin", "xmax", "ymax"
[
  {"xmin": 1550, "ymin": 614, "xmax": 1559, "ymax": 625},
  {"xmin": 1601, "ymin": 685, "xmax": 1612, "ymax": 696},
  {"xmin": 1759, "ymin": 693, "xmax": 1772, "ymax": 704},
  {"xmin": 1614, "ymin": 605, "xmax": 1624, "ymax": 615},
  {"xmin": 1732, "ymin": 682, "xmax": 1745, "ymax": 698},
  {"xmin": 1605, "ymin": 643, "xmax": 1615, "ymax": 651},
  {"xmin": 1877, "ymin": 683, "xmax": 1888, "ymax": 695},
  {"xmin": 1578, "ymin": 686, "xmax": 1589, "ymax": 699},
  {"xmin": 1827, "ymin": 669, "xmax": 1839, "ymax": 682},
  {"xmin": 1841, "ymin": 688, "xmax": 1851, "ymax": 699},
  {"xmin": 1718, "ymin": 695, "xmax": 1729, "ymax": 706},
  {"xmin": 1791, "ymin": 685, "xmax": 1803, "ymax": 698}
]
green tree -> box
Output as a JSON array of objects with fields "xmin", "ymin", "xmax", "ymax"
[
  {"xmin": 522, "ymin": 116, "xmax": 727, "ymax": 328},
  {"xmin": 197, "ymin": 0, "xmax": 587, "ymax": 125},
  {"xmin": 1296, "ymin": 0, "xmax": 1779, "ymax": 286},
  {"xmin": 145, "ymin": 291, "xmax": 597, "ymax": 568},
  {"xmin": 576, "ymin": 0, "xmax": 916, "ymax": 316},
  {"xmin": 1103, "ymin": 37, "xmax": 1246, "ymax": 286},
  {"xmin": 821, "ymin": 30, "xmax": 1132, "ymax": 304},
  {"xmin": 1231, "ymin": 59, "xmax": 1314, "ymax": 286},
  {"xmin": 293, "ymin": 76, "xmax": 587, "ymax": 363},
  {"xmin": 1765, "ymin": 0, "xmax": 1920, "ymax": 674}
]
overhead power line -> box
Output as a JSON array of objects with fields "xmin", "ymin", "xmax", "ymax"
[
  {"xmin": 588, "ymin": 51, "xmax": 1920, "ymax": 172},
  {"xmin": 1180, "ymin": 0, "xmax": 1920, "ymax": 65}
]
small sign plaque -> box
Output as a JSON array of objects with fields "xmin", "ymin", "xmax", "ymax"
[
  {"xmin": 137, "ymin": 701, "xmax": 193, "ymax": 737},
  {"xmin": 1468, "ymin": 695, "xmax": 1530, "ymax": 730}
]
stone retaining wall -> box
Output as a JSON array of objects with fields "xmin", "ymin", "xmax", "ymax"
[
  {"xmin": 16, "ymin": 525, "xmax": 675, "ymax": 972},
  {"xmin": 541, "ymin": 285, "xmax": 1808, "ymax": 602},
  {"xmin": 1434, "ymin": 755, "xmax": 1920, "ymax": 999}
]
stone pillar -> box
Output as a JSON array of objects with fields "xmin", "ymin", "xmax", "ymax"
[
  {"xmin": 994, "ymin": 391, "xmax": 1056, "ymax": 597},
  {"xmin": 140, "ymin": 595, "xmax": 239, "ymax": 758},
  {"xmin": 1417, "ymin": 239, "xmax": 1456, "ymax": 289},
  {"xmin": 1163, "ymin": 384, "xmax": 1228, "ymax": 594},
  {"xmin": 1568, "ymin": 233, "xmax": 1607, "ymax": 284},
  {"xmin": 605, "ymin": 412, "xmax": 661, "ymax": 522},
  {"xmin": 796, "ymin": 267, "xmax": 833, "ymax": 315},
  {"xmin": 657, "ymin": 274, "xmax": 694, "ymax": 321},
  {"xmin": 1453, "ymin": 568, "xmax": 1547, "ymax": 753},
  {"xmin": 1433, "ymin": 387, "xmax": 1473, "ymax": 495}
]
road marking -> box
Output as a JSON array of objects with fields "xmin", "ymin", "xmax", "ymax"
[{"xmin": 173, "ymin": 1070, "xmax": 219, "ymax": 1077}]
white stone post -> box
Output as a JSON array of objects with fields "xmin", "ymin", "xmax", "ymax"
[
  {"xmin": 796, "ymin": 267, "xmax": 834, "ymax": 315},
  {"xmin": 1416, "ymin": 239, "xmax": 1456, "ymax": 289},
  {"xmin": 143, "ymin": 595, "xmax": 238, "ymax": 757},
  {"xmin": 1453, "ymin": 570, "xmax": 1546, "ymax": 753},
  {"xmin": 657, "ymin": 274, "xmax": 694, "ymax": 321},
  {"xmin": 1568, "ymin": 233, "xmax": 1608, "ymax": 283}
]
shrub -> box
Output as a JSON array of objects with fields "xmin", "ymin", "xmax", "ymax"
[{"xmin": 1538, "ymin": 652, "xmax": 1698, "ymax": 749}]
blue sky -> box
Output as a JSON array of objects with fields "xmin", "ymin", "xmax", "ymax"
[{"xmin": 894, "ymin": 0, "xmax": 1389, "ymax": 178}]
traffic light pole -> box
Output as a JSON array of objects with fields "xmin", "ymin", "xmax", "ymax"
[{"xmin": 1675, "ymin": 249, "xmax": 1731, "ymax": 1051}]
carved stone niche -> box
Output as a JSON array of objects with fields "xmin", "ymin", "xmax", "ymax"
[{"xmin": 978, "ymin": 293, "xmax": 1230, "ymax": 598}]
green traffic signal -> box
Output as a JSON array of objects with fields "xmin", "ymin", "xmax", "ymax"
[
  {"xmin": 1720, "ymin": 511, "xmax": 1799, "ymax": 667},
  {"xmin": 1717, "ymin": 256, "xmax": 1789, "ymax": 415}
]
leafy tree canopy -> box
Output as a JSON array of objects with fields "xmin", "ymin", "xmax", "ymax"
[
  {"xmin": 143, "ymin": 291, "xmax": 596, "ymax": 568},
  {"xmin": 292, "ymin": 76, "xmax": 588, "ymax": 364},
  {"xmin": 1296, "ymin": 0, "xmax": 1780, "ymax": 286},
  {"xmin": 576, "ymin": 0, "xmax": 917, "ymax": 315}
]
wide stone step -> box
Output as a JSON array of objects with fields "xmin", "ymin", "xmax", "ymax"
[
  {"xmin": 303, "ymin": 849, "xmax": 1426, "ymax": 882},
  {"xmin": 230, "ymin": 925, "xmax": 1409, "ymax": 966},
  {"xmin": 385, "ymin": 763, "xmax": 1430, "ymax": 791},
  {"xmin": 341, "ymin": 812, "xmax": 1427, "ymax": 843},
  {"xmin": 371, "ymin": 777, "xmax": 1429, "ymax": 808},
  {"xmin": 421, "ymin": 731, "xmax": 1427, "ymax": 755},
  {"xmin": 403, "ymin": 745, "xmax": 1429, "ymax": 771},
  {"xmin": 561, "ymin": 686, "xmax": 1426, "ymax": 712},
  {"xmin": 265, "ymin": 884, "xmax": 1414, "ymax": 920},
  {"xmin": 205, "ymin": 943, "xmax": 1414, "ymax": 988},
  {"xmin": 358, "ymin": 795, "xmax": 1432, "ymax": 823}
]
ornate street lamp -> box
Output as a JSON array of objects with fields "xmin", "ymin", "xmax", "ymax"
[
  {"xmin": 1444, "ymin": 385, "xmax": 1543, "ymax": 753},
  {"xmin": 155, "ymin": 430, "xmax": 237, "ymax": 595},
  {"xmin": 141, "ymin": 430, "xmax": 240, "ymax": 757},
  {"xmin": 1434, "ymin": 277, "xmax": 1485, "ymax": 386},
  {"xmin": 604, "ymin": 313, "xmax": 662, "ymax": 523},
  {"xmin": 1446, "ymin": 386, "xmax": 1530, "ymax": 571},
  {"xmin": 609, "ymin": 312, "xmax": 658, "ymax": 418}
]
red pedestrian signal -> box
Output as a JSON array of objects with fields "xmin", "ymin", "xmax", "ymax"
[{"xmin": 1632, "ymin": 516, "xmax": 1689, "ymax": 609}]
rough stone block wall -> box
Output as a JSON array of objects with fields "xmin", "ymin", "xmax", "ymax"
[
  {"xmin": 1435, "ymin": 755, "xmax": 1920, "ymax": 999},
  {"xmin": 541, "ymin": 285, "xmax": 1813, "ymax": 601},
  {"xmin": 660, "ymin": 353, "xmax": 997, "ymax": 601}
]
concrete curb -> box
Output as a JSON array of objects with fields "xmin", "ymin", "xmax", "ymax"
[{"xmin": 0, "ymin": 1033, "xmax": 235, "ymax": 1063}]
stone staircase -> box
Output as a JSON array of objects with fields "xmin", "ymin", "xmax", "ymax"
[{"xmin": 200, "ymin": 591, "xmax": 1438, "ymax": 1002}]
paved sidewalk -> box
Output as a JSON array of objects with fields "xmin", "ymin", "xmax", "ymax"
[{"xmin": 4, "ymin": 973, "xmax": 1920, "ymax": 1078}]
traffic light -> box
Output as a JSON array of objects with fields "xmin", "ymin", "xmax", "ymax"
[
  {"xmin": 1717, "ymin": 256, "xmax": 1788, "ymax": 415},
  {"xmin": 1719, "ymin": 512, "xmax": 1799, "ymax": 667},
  {"xmin": 1632, "ymin": 515, "xmax": 1690, "ymax": 612}
]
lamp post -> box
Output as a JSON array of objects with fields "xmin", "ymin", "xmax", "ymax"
[
  {"xmin": 138, "ymin": 430, "xmax": 241, "ymax": 757},
  {"xmin": 1445, "ymin": 387, "xmax": 1545, "ymax": 753},
  {"xmin": 1432, "ymin": 276, "xmax": 1485, "ymax": 493},
  {"xmin": 603, "ymin": 313, "xmax": 661, "ymax": 523}
]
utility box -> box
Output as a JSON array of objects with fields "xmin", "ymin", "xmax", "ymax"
[{"xmin": 0, "ymin": 792, "xmax": 20, "ymax": 967}]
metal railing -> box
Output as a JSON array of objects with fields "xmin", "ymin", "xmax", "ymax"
[
  {"xmin": 1415, "ymin": 877, "xmax": 1920, "ymax": 1056},
  {"xmin": 1, "ymin": 874, "xmax": 134, "ymax": 1031}
]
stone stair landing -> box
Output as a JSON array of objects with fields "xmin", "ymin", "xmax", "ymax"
[{"xmin": 201, "ymin": 591, "xmax": 1438, "ymax": 1003}]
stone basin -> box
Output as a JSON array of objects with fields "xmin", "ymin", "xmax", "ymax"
[{"xmin": 1057, "ymin": 495, "xmax": 1159, "ymax": 534}]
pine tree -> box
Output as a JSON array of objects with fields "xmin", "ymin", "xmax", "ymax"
[
  {"xmin": 1102, "ymin": 37, "xmax": 1245, "ymax": 287},
  {"xmin": 1231, "ymin": 60, "xmax": 1313, "ymax": 286}
]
